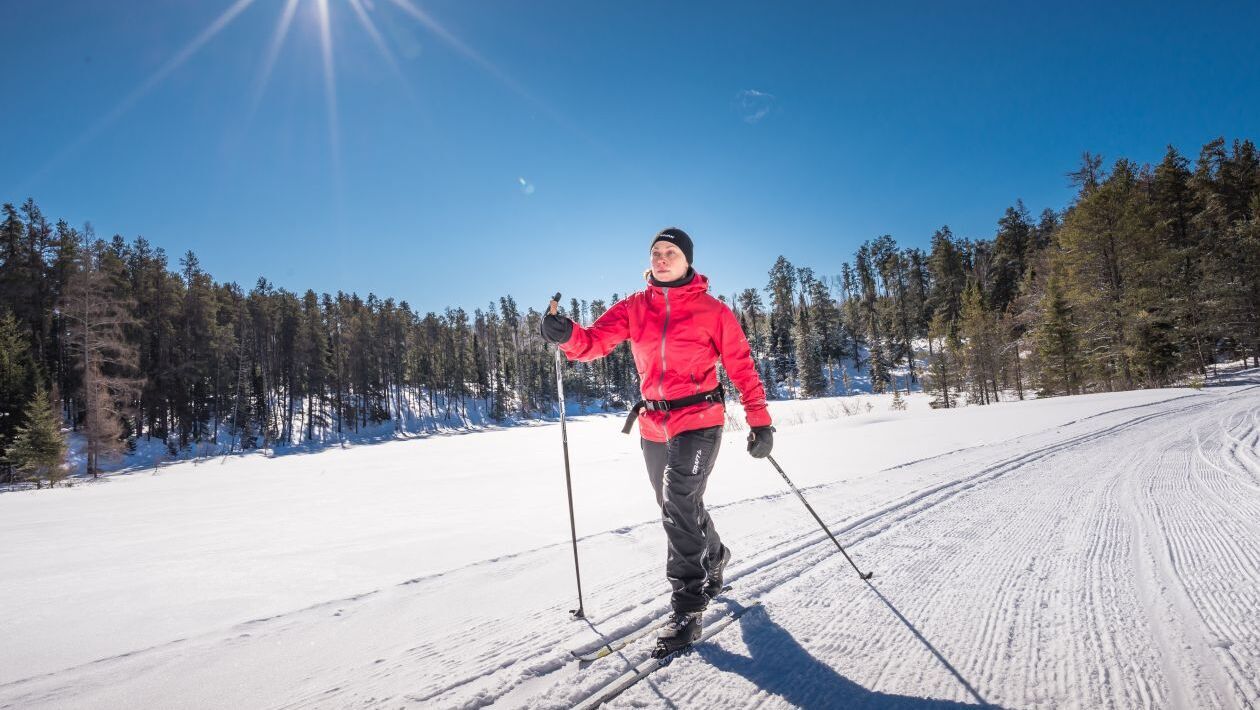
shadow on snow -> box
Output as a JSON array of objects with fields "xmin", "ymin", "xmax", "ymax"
[{"xmin": 694, "ymin": 589, "xmax": 1001, "ymax": 709}]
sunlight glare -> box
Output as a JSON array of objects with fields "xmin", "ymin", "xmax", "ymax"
[
  {"xmin": 347, "ymin": 0, "xmax": 403, "ymax": 75},
  {"xmin": 251, "ymin": 0, "xmax": 302, "ymax": 116},
  {"xmin": 386, "ymin": 0, "xmax": 529, "ymax": 97},
  {"xmin": 20, "ymin": 0, "xmax": 259, "ymax": 192},
  {"xmin": 316, "ymin": 0, "xmax": 341, "ymax": 172}
]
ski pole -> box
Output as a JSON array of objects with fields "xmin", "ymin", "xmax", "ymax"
[
  {"xmin": 551, "ymin": 292, "xmax": 586, "ymax": 619},
  {"xmin": 766, "ymin": 454, "xmax": 874, "ymax": 580}
]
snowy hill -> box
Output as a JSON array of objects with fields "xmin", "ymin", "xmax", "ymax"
[{"xmin": 2, "ymin": 374, "xmax": 1258, "ymax": 709}]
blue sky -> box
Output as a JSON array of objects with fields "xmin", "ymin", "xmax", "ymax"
[{"xmin": 3, "ymin": 0, "xmax": 1258, "ymax": 314}]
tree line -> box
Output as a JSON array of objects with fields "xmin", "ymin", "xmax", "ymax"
[
  {"xmin": 737, "ymin": 137, "xmax": 1258, "ymax": 408},
  {"xmin": 1, "ymin": 136, "xmax": 1257, "ymax": 486}
]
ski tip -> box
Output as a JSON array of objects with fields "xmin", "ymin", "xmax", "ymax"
[{"xmin": 573, "ymin": 644, "xmax": 614, "ymax": 662}]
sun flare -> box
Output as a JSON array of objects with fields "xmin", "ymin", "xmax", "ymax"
[{"xmin": 22, "ymin": 0, "xmax": 548, "ymax": 195}]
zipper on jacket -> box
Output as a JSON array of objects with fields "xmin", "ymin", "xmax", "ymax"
[{"xmin": 659, "ymin": 288, "xmax": 671, "ymax": 440}]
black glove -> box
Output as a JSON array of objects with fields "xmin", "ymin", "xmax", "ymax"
[
  {"xmin": 541, "ymin": 313, "xmax": 574, "ymax": 344},
  {"xmin": 747, "ymin": 426, "xmax": 775, "ymax": 458}
]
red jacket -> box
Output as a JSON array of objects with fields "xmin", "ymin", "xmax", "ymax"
[{"xmin": 560, "ymin": 272, "xmax": 772, "ymax": 442}]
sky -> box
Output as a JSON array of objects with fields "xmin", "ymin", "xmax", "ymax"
[{"xmin": 2, "ymin": 0, "xmax": 1258, "ymax": 315}]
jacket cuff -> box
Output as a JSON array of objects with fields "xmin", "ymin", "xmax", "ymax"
[{"xmin": 745, "ymin": 406, "xmax": 772, "ymax": 429}]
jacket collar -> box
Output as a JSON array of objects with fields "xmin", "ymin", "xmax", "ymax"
[
  {"xmin": 649, "ymin": 266, "xmax": 695, "ymax": 289},
  {"xmin": 646, "ymin": 269, "xmax": 709, "ymax": 297}
]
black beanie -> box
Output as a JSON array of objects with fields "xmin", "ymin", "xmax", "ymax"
[{"xmin": 651, "ymin": 227, "xmax": 694, "ymax": 265}]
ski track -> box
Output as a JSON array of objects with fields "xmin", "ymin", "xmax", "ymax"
[
  {"xmin": 547, "ymin": 382, "xmax": 1260, "ymax": 710},
  {"xmin": 2, "ymin": 381, "xmax": 1259, "ymax": 709},
  {"xmin": 316, "ymin": 379, "xmax": 1231, "ymax": 710}
]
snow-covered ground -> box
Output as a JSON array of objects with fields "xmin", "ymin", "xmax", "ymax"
[{"xmin": 2, "ymin": 374, "xmax": 1258, "ymax": 709}]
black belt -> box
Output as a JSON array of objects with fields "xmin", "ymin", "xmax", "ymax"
[{"xmin": 621, "ymin": 386, "xmax": 725, "ymax": 434}]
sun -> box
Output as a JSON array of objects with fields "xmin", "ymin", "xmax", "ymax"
[
  {"xmin": 255, "ymin": 0, "xmax": 416, "ymax": 171},
  {"xmin": 222, "ymin": 0, "xmax": 529, "ymax": 174}
]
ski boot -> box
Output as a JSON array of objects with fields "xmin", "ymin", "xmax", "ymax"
[
  {"xmin": 653, "ymin": 610, "xmax": 702, "ymax": 658},
  {"xmin": 703, "ymin": 545, "xmax": 731, "ymax": 600}
]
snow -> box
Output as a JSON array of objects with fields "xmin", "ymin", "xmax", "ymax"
[
  {"xmin": 52, "ymin": 390, "xmax": 620, "ymax": 478},
  {"xmin": 2, "ymin": 373, "xmax": 1258, "ymax": 709}
]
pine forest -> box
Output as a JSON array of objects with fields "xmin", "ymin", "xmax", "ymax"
[{"xmin": 2, "ymin": 137, "xmax": 1258, "ymax": 485}]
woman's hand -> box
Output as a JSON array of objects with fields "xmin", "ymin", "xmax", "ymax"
[
  {"xmin": 746, "ymin": 426, "xmax": 775, "ymax": 458},
  {"xmin": 541, "ymin": 314, "xmax": 572, "ymax": 343},
  {"xmin": 541, "ymin": 293, "xmax": 574, "ymax": 345}
]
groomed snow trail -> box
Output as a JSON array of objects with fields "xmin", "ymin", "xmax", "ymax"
[
  {"xmin": 2, "ymin": 378, "xmax": 1258, "ymax": 709},
  {"xmin": 584, "ymin": 380, "xmax": 1258, "ymax": 710}
]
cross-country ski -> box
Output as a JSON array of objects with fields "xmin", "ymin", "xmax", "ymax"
[
  {"xmin": 573, "ymin": 600, "xmax": 765, "ymax": 710},
  {"xmin": 571, "ymin": 585, "xmax": 732, "ymax": 663}
]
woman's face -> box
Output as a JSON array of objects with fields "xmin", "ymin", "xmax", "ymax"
[{"xmin": 650, "ymin": 242, "xmax": 688, "ymax": 282}]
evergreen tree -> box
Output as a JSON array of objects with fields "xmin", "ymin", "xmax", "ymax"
[
  {"xmin": 989, "ymin": 201, "xmax": 1033, "ymax": 315},
  {"xmin": 868, "ymin": 237, "xmax": 917, "ymax": 384},
  {"xmin": 1055, "ymin": 158, "xmax": 1147, "ymax": 390},
  {"xmin": 175, "ymin": 252, "xmax": 218, "ymax": 444},
  {"xmin": 765, "ymin": 256, "xmax": 797, "ymax": 392},
  {"xmin": 8, "ymin": 382, "xmax": 67, "ymax": 487},
  {"xmin": 1032, "ymin": 209, "xmax": 1060, "ymax": 251},
  {"xmin": 1035, "ymin": 275, "xmax": 1081, "ymax": 396},
  {"xmin": 1151, "ymin": 145, "xmax": 1209, "ymax": 374},
  {"xmin": 49, "ymin": 220, "xmax": 83, "ymax": 413},
  {"xmin": 958, "ymin": 282, "xmax": 999, "ymax": 404},
  {"xmin": 127, "ymin": 237, "xmax": 173, "ymax": 441},
  {"xmin": 737, "ymin": 287, "xmax": 776, "ymax": 391},
  {"xmin": 890, "ymin": 387, "xmax": 906, "ymax": 411},
  {"xmin": 1193, "ymin": 139, "xmax": 1260, "ymax": 367},
  {"xmin": 275, "ymin": 289, "xmax": 302, "ymax": 442},
  {"xmin": 299, "ymin": 290, "xmax": 331, "ymax": 440},
  {"xmin": 854, "ymin": 245, "xmax": 890, "ymax": 392},
  {"xmin": 905, "ymin": 249, "xmax": 932, "ymax": 352},
  {"xmin": 838, "ymin": 263, "xmax": 864, "ymax": 370},
  {"xmin": 926, "ymin": 309, "xmax": 959, "ymax": 408},
  {"xmin": 0, "ymin": 205, "xmax": 40, "ymax": 347},
  {"xmin": 1003, "ymin": 266, "xmax": 1046, "ymax": 400},
  {"xmin": 792, "ymin": 295, "xmax": 826, "ymax": 396},
  {"xmin": 0, "ymin": 312, "xmax": 39, "ymax": 481},
  {"xmin": 805, "ymin": 275, "xmax": 842, "ymax": 390},
  {"xmin": 927, "ymin": 226, "xmax": 966, "ymax": 331}
]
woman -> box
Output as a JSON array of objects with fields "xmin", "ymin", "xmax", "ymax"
[{"xmin": 540, "ymin": 227, "xmax": 775, "ymax": 656}]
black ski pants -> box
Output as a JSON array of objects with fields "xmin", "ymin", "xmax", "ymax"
[{"xmin": 641, "ymin": 425, "xmax": 724, "ymax": 614}]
